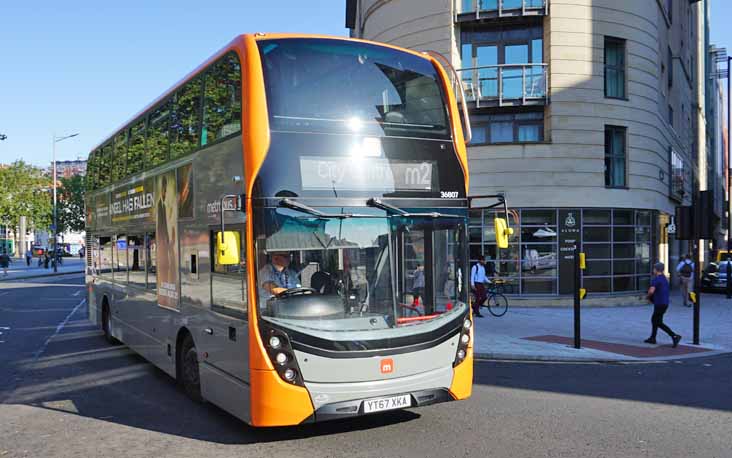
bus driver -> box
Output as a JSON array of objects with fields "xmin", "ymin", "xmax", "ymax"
[{"xmin": 258, "ymin": 251, "xmax": 301, "ymax": 299}]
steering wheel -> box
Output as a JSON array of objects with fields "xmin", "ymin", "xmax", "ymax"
[{"xmin": 275, "ymin": 287, "xmax": 317, "ymax": 299}]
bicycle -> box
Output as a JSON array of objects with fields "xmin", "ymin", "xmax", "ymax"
[{"xmin": 472, "ymin": 279, "xmax": 509, "ymax": 317}]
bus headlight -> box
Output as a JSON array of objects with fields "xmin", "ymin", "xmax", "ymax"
[
  {"xmin": 275, "ymin": 352, "xmax": 288, "ymax": 365},
  {"xmin": 283, "ymin": 368, "xmax": 297, "ymax": 382},
  {"xmin": 454, "ymin": 313, "xmax": 472, "ymax": 367},
  {"xmin": 269, "ymin": 336, "xmax": 282, "ymax": 349},
  {"xmin": 261, "ymin": 325, "xmax": 304, "ymax": 386}
]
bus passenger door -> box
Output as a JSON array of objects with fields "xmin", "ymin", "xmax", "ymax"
[{"xmin": 200, "ymin": 227, "xmax": 249, "ymax": 384}]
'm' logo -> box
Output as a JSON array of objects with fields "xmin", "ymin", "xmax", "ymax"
[{"xmin": 380, "ymin": 358, "xmax": 394, "ymax": 374}]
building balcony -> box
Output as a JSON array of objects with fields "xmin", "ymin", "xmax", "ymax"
[
  {"xmin": 455, "ymin": 0, "xmax": 548, "ymax": 22},
  {"xmin": 456, "ymin": 63, "xmax": 548, "ymax": 108}
]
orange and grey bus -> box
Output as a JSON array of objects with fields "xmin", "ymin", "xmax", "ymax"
[{"xmin": 85, "ymin": 33, "xmax": 510, "ymax": 427}]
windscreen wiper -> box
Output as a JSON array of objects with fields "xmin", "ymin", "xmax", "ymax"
[
  {"xmin": 278, "ymin": 198, "xmax": 374, "ymax": 219},
  {"xmin": 366, "ymin": 198, "xmax": 462, "ymax": 219}
]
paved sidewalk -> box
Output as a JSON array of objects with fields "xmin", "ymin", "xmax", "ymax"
[
  {"xmin": 0, "ymin": 257, "xmax": 85, "ymax": 281},
  {"xmin": 473, "ymin": 291, "xmax": 732, "ymax": 362}
]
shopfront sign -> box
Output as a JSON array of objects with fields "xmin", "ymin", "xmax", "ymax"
[{"xmin": 559, "ymin": 209, "xmax": 582, "ymax": 295}]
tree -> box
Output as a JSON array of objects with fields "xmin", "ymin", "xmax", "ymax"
[
  {"xmin": 57, "ymin": 174, "xmax": 86, "ymax": 234},
  {"xmin": 0, "ymin": 161, "xmax": 52, "ymax": 231}
]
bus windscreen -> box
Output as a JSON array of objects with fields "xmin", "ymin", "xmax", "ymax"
[{"xmin": 258, "ymin": 38, "xmax": 451, "ymax": 140}]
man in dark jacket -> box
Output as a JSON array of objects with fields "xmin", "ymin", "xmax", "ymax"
[{"xmin": 645, "ymin": 262, "xmax": 681, "ymax": 347}]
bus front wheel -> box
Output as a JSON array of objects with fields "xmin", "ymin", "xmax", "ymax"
[
  {"xmin": 102, "ymin": 303, "xmax": 120, "ymax": 345},
  {"xmin": 180, "ymin": 334, "xmax": 203, "ymax": 403}
]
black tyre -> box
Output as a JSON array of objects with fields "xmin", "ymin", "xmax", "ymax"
[
  {"xmin": 487, "ymin": 293, "xmax": 508, "ymax": 317},
  {"xmin": 179, "ymin": 334, "xmax": 203, "ymax": 403},
  {"xmin": 101, "ymin": 304, "xmax": 120, "ymax": 345}
]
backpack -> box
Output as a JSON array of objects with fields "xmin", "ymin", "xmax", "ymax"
[{"xmin": 680, "ymin": 261, "xmax": 692, "ymax": 278}]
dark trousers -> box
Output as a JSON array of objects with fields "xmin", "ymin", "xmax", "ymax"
[
  {"xmin": 650, "ymin": 304, "xmax": 676, "ymax": 340},
  {"xmin": 473, "ymin": 283, "xmax": 487, "ymax": 313}
]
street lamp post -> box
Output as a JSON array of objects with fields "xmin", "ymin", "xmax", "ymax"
[{"xmin": 52, "ymin": 132, "xmax": 79, "ymax": 273}]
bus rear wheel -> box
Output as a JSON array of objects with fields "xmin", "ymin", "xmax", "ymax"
[{"xmin": 180, "ymin": 334, "xmax": 203, "ymax": 403}]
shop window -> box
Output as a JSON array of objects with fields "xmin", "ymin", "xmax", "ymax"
[
  {"xmin": 522, "ymin": 278, "xmax": 556, "ymax": 294},
  {"xmin": 583, "ymin": 277, "xmax": 611, "ymax": 293},
  {"xmin": 584, "ymin": 244, "xmax": 611, "ymax": 259},
  {"xmin": 614, "ymin": 276, "xmax": 635, "ymax": 292},
  {"xmin": 583, "ymin": 226, "xmax": 611, "ymax": 242},
  {"xmin": 583, "ymin": 210, "xmax": 611, "ymax": 225}
]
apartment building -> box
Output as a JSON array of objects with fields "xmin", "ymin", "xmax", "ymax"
[{"xmin": 347, "ymin": 0, "xmax": 716, "ymax": 301}]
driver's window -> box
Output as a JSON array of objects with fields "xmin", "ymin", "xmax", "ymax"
[{"xmin": 211, "ymin": 228, "xmax": 247, "ymax": 317}]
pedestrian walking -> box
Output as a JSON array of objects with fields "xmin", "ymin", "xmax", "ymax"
[
  {"xmin": 25, "ymin": 248, "xmax": 32, "ymax": 267},
  {"xmin": 644, "ymin": 262, "xmax": 682, "ymax": 347},
  {"xmin": 676, "ymin": 254, "xmax": 694, "ymax": 307},
  {"xmin": 470, "ymin": 255, "xmax": 488, "ymax": 318},
  {"xmin": 43, "ymin": 252, "xmax": 50, "ymax": 269},
  {"xmin": 0, "ymin": 250, "xmax": 11, "ymax": 276}
]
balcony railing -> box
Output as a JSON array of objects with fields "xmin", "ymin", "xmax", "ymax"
[
  {"xmin": 456, "ymin": 0, "xmax": 548, "ymax": 21},
  {"xmin": 456, "ymin": 64, "xmax": 548, "ymax": 107}
]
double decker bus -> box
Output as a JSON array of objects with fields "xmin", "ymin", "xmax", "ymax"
[{"xmin": 85, "ymin": 33, "xmax": 510, "ymax": 427}]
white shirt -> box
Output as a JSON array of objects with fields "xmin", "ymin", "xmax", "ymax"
[{"xmin": 471, "ymin": 263, "xmax": 488, "ymax": 286}]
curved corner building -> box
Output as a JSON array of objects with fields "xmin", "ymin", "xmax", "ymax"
[{"xmin": 347, "ymin": 0, "xmax": 722, "ymax": 303}]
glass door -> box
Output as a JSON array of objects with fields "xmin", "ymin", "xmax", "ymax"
[
  {"xmin": 477, "ymin": 45, "xmax": 498, "ymax": 101},
  {"xmin": 503, "ymin": 44, "xmax": 529, "ymax": 100}
]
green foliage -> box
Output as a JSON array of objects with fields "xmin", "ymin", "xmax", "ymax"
[
  {"xmin": 0, "ymin": 161, "xmax": 52, "ymax": 230},
  {"xmin": 57, "ymin": 174, "xmax": 86, "ymax": 233}
]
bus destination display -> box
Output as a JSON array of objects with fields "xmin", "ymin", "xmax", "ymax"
[{"xmin": 300, "ymin": 157, "xmax": 436, "ymax": 192}]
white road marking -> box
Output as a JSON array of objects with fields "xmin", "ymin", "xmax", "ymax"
[
  {"xmin": 33, "ymin": 299, "xmax": 86, "ymax": 360},
  {"xmin": 73, "ymin": 290, "xmax": 82, "ymax": 297}
]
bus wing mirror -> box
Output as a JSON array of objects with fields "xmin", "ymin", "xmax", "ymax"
[
  {"xmin": 216, "ymin": 231, "xmax": 241, "ymax": 265},
  {"xmin": 494, "ymin": 218, "xmax": 513, "ymax": 249}
]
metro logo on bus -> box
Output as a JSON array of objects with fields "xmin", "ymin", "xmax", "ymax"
[{"xmin": 380, "ymin": 358, "xmax": 394, "ymax": 374}]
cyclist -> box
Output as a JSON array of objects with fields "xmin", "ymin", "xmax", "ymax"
[{"xmin": 470, "ymin": 255, "xmax": 488, "ymax": 318}]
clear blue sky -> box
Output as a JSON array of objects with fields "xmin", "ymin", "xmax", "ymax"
[
  {"xmin": 0, "ymin": 1, "xmax": 347, "ymax": 167},
  {"xmin": 1, "ymin": 1, "xmax": 731, "ymax": 168}
]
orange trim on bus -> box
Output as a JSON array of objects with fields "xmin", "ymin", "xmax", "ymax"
[
  {"xmin": 250, "ymin": 369, "xmax": 314, "ymax": 427},
  {"xmin": 426, "ymin": 54, "xmax": 470, "ymax": 195},
  {"xmin": 449, "ymin": 348, "xmax": 473, "ymax": 400}
]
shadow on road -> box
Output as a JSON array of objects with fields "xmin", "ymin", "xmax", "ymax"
[
  {"xmin": 473, "ymin": 356, "xmax": 732, "ymax": 414},
  {"xmin": 2, "ymin": 323, "xmax": 421, "ymax": 444}
]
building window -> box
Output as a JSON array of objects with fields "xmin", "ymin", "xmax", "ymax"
[
  {"xmin": 468, "ymin": 208, "xmax": 655, "ymax": 295},
  {"xmin": 605, "ymin": 126, "xmax": 627, "ymax": 188},
  {"xmin": 604, "ymin": 37, "xmax": 626, "ymax": 99},
  {"xmin": 668, "ymin": 105, "xmax": 674, "ymax": 127},
  {"xmin": 460, "ymin": 25, "xmax": 545, "ymax": 102},
  {"xmin": 470, "ymin": 111, "xmax": 544, "ymax": 145},
  {"xmin": 668, "ymin": 47, "xmax": 673, "ymax": 89},
  {"xmin": 670, "ymin": 149, "xmax": 685, "ymax": 201}
]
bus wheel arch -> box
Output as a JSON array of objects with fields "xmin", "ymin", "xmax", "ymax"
[{"xmin": 176, "ymin": 328, "xmax": 203, "ymax": 403}]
